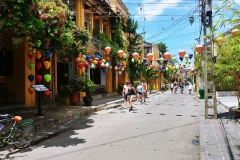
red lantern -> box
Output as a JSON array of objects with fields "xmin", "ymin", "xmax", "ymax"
[
  {"xmin": 146, "ymin": 53, "xmax": 153, "ymax": 61},
  {"xmin": 105, "ymin": 46, "xmax": 111, "ymax": 54},
  {"xmin": 88, "ymin": 59, "xmax": 93, "ymax": 64},
  {"xmin": 36, "ymin": 62, "xmax": 42, "ymax": 70},
  {"xmin": 84, "ymin": 62, "xmax": 89, "ymax": 67},
  {"xmin": 35, "ymin": 75, "xmax": 42, "ymax": 83},
  {"xmin": 118, "ymin": 50, "xmax": 124, "ymax": 58},
  {"xmin": 232, "ymin": 29, "xmax": 239, "ymax": 37},
  {"xmin": 78, "ymin": 63, "xmax": 84, "ymax": 69},
  {"xmin": 164, "ymin": 52, "xmax": 171, "ymax": 60},
  {"xmin": 75, "ymin": 57, "xmax": 81, "ymax": 63},
  {"xmin": 132, "ymin": 52, "xmax": 139, "ymax": 60},
  {"xmin": 28, "ymin": 53, "xmax": 35, "ymax": 59},
  {"xmin": 98, "ymin": 61, "xmax": 102, "ymax": 67},
  {"xmin": 178, "ymin": 50, "xmax": 186, "ymax": 58},
  {"xmin": 40, "ymin": 55, "xmax": 46, "ymax": 63},
  {"xmin": 44, "ymin": 90, "xmax": 51, "ymax": 96},
  {"xmin": 196, "ymin": 45, "xmax": 203, "ymax": 53}
]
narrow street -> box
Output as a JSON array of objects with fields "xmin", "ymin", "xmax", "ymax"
[{"xmin": 9, "ymin": 90, "xmax": 200, "ymax": 160}]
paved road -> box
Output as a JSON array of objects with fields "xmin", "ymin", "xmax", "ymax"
[{"xmin": 5, "ymin": 90, "xmax": 200, "ymax": 160}]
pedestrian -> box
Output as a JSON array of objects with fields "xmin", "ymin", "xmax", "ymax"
[
  {"xmin": 170, "ymin": 82, "xmax": 174, "ymax": 93},
  {"xmin": 161, "ymin": 81, "xmax": 165, "ymax": 93},
  {"xmin": 122, "ymin": 81, "xmax": 128, "ymax": 107},
  {"xmin": 136, "ymin": 82, "xmax": 143, "ymax": 104},
  {"xmin": 179, "ymin": 80, "xmax": 184, "ymax": 94},
  {"xmin": 174, "ymin": 82, "xmax": 178, "ymax": 93},
  {"xmin": 142, "ymin": 80, "xmax": 147, "ymax": 102},
  {"xmin": 127, "ymin": 82, "xmax": 136, "ymax": 111},
  {"xmin": 188, "ymin": 82, "xmax": 193, "ymax": 94}
]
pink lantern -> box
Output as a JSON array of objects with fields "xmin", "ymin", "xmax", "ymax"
[
  {"xmin": 35, "ymin": 75, "xmax": 42, "ymax": 83},
  {"xmin": 132, "ymin": 52, "xmax": 139, "ymax": 60},
  {"xmin": 146, "ymin": 53, "xmax": 153, "ymax": 61},
  {"xmin": 36, "ymin": 62, "xmax": 42, "ymax": 70},
  {"xmin": 164, "ymin": 52, "xmax": 171, "ymax": 60},
  {"xmin": 105, "ymin": 46, "xmax": 111, "ymax": 54},
  {"xmin": 178, "ymin": 50, "xmax": 186, "ymax": 58},
  {"xmin": 118, "ymin": 50, "xmax": 124, "ymax": 58}
]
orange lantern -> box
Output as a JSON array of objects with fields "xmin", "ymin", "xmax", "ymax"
[
  {"xmin": 232, "ymin": 29, "xmax": 239, "ymax": 37},
  {"xmin": 196, "ymin": 45, "xmax": 203, "ymax": 53},
  {"xmin": 28, "ymin": 87, "xmax": 35, "ymax": 94},
  {"xmin": 75, "ymin": 57, "xmax": 81, "ymax": 63},
  {"xmin": 118, "ymin": 50, "xmax": 124, "ymax": 58},
  {"xmin": 163, "ymin": 52, "xmax": 171, "ymax": 60},
  {"xmin": 105, "ymin": 46, "xmax": 111, "ymax": 54},
  {"xmin": 178, "ymin": 50, "xmax": 186, "ymax": 58},
  {"xmin": 146, "ymin": 53, "xmax": 153, "ymax": 61},
  {"xmin": 132, "ymin": 52, "xmax": 139, "ymax": 60}
]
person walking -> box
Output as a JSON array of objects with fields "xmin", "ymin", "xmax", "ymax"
[
  {"xmin": 161, "ymin": 81, "xmax": 165, "ymax": 93},
  {"xmin": 170, "ymin": 82, "xmax": 174, "ymax": 93},
  {"xmin": 179, "ymin": 80, "xmax": 184, "ymax": 94},
  {"xmin": 127, "ymin": 82, "xmax": 136, "ymax": 111},
  {"xmin": 122, "ymin": 81, "xmax": 129, "ymax": 107},
  {"xmin": 142, "ymin": 80, "xmax": 147, "ymax": 102},
  {"xmin": 136, "ymin": 82, "xmax": 143, "ymax": 104}
]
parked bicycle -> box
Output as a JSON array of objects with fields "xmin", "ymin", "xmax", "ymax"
[{"xmin": 0, "ymin": 114, "xmax": 36, "ymax": 149}]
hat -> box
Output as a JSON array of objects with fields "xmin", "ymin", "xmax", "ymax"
[{"xmin": 126, "ymin": 81, "xmax": 129, "ymax": 83}]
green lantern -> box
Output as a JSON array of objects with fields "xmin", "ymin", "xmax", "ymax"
[
  {"xmin": 44, "ymin": 74, "xmax": 51, "ymax": 82},
  {"xmin": 28, "ymin": 62, "xmax": 34, "ymax": 70}
]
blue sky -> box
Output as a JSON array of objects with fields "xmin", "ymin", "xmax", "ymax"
[{"xmin": 121, "ymin": 0, "xmax": 236, "ymax": 63}]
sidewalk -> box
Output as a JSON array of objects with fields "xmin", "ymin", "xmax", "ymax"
[{"xmin": 198, "ymin": 95, "xmax": 240, "ymax": 160}]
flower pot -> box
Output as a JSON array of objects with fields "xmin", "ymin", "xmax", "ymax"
[
  {"xmin": 234, "ymin": 109, "xmax": 240, "ymax": 118},
  {"xmin": 71, "ymin": 93, "xmax": 80, "ymax": 105},
  {"xmin": 83, "ymin": 96, "xmax": 93, "ymax": 106}
]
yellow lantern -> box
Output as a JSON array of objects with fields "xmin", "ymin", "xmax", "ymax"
[
  {"xmin": 35, "ymin": 51, "xmax": 41, "ymax": 59},
  {"xmin": 93, "ymin": 60, "xmax": 98, "ymax": 65},
  {"xmin": 44, "ymin": 61, "xmax": 51, "ymax": 69}
]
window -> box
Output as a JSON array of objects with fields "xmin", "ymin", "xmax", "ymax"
[{"xmin": 0, "ymin": 50, "xmax": 13, "ymax": 76}]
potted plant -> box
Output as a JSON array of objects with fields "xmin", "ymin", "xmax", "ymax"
[
  {"xmin": 82, "ymin": 78, "xmax": 95, "ymax": 106},
  {"xmin": 57, "ymin": 85, "xmax": 71, "ymax": 105},
  {"xmin": 69, "ymin": 74, "xmax": 85, "ymax": 105}
]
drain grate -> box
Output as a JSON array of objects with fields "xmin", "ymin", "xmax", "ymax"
[
  {"xmin": 181, "ymin": 104, "xmax": 185, "ymax": 106},
  {"xmin": 176, "ymin": 115, "xmax": 182, "ymax": 116},
  {"xmin": 194, "ymin": 105, "xmax": 198, "ymax": 106},
  {"xmin": 120, "ymin": 111, "xmax": 126, "ymax": 113},
  {"xmin": 159, "ymin": 113, "xmax": 166, "ymax": 115},
  {"xmin": 156, "ymin": 104, "xmax": 160, "ymax": 105},
  {"xmin": 192, "ymin": 140, "xmax": 199, "ymax": 145},
  {"xmin": 146, "ymin": 113, "xmax": 152, "ymax": 114},
  {"xmin": 191, "ymin": 115, "xmax": 197, "ymax": 117},
  {"xmin": 132, "ymin": 112, "xmax": 137, "ymax": 113}
]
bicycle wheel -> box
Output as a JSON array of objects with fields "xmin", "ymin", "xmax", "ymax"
[
  {"xmin": 13, "ymin": 124, "xmax": 36, "ymax": 149},
  {"xmin": 0, "ymin": 119, "xmax": 13, "ymax": 148}
]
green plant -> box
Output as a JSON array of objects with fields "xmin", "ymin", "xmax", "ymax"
[
  {"xmin": 69, "ymin": 74, "xmax": 86, "ymax": 93},
  {"xmin": 58, "ymin": 85, "xmax": 70, "ymax": 97},
  {"xmin": 82, "ymin": 78, "xmax": 95, "ymax": 97}
]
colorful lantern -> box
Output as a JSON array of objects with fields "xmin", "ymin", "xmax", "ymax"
[
  {"xmin": 105, "ymin": 46, "xmax": 111, "ymax": 54},
  {"xmin": 159, "ymin": 58, "xmax": 164, "ymax": 63},
  {"xmin": 93, "ymin": 60, "xmax": 98, "ymax": 65},
  {"xmin": 147, "ymin": 53, "xmax": 153, "ymax": 61},
  {"xmin": 45, "ymin": 50, "xmax": 51, "ymax": 58},
  {"xmin": 164, "ymin": 52, "xmax": 171, "ymax": 60},
  {"xmin": 28, "ymin": 62, "xmax": 34, "ymax": 70},
  {"xmin": 80, "ymin": 58, "xmax": 85, "ymax": 63},
  {"xmin": 84, "ymin": 62, "xmax": 89, "ymax": 67},
  {"xmin": 118, "ymin": 50, "xmax": 124, "ymax": 58},
  {"xmin": 103, "ymin": 68, "xmax": 108, "ymax": 74},
  {"xmin": 114, "ymin": 66, "xmax": 118, "ymax": 70},
  {"xmin": 94, "ymin": 57, "xmax": 99, "ymax": 62},
  {"xmin": 28, "ymin": 87, "xmax": 35, "ymax": 94},
  {"xmin": 123, "ymin": 53, "xmax": 127, "ymax": 59},
  {"xmin": 82, "ymin": 54, "xmax": 86, "ymax": 59},
  {"xmin": 44, "ymin": 74, "xmax": 51, "ymax": 82},
  {"xmin": 44, "ymin": 90, "xmax": 51, "ymax": 96},
  {"xmin": 35, "ymin": 75, "xmax": 42, "ymax": 83},
  {"xmin": 106, "ymin": 57, "xmax": 110, "ymax": 62},
  {"xmin": 40, "ymin": 55, "xmax": 46, "ymax": 63},
  {"xmin": 88, "ymin": 59, "xmax": 93, "ymax": 65},
  {"xmin": 179, "ymin": 57, "xmax": 183, "ymax": 61},
  {"xmin": 75, "ymin": 57, "xmax": 81, "ymax": 63},
  {"xmin": 98, "ymin": 61, "xmax": 102, "ymax": 67},
  {"xmin": 196, "ymin": 45, "xmax": 203, "ymax": 53},
  {"xmin": 178, "ymin": 50, "xmax": 186, "ymax": 58},
  {"xmin": 101, "ymin": 59, "xmax": 106, "ymax": 63},
  {"xmin": 189, "ymin": 54, "xmax": 193, "ymax": 59},
  {"xmin": 36, "ymin": 62, "xmax": 42, "ymax": 70},
  {"xmin": 28, "ymin": 74, "xmax": 34, "ymax": 82},
  {"xmin": 44, "ymin": 61, "xmax": 51, "ymax": 69},
  {"xmin": 35, "ymin": 51, "xmax": 41, "ymax": 59},
  {"xmin": 232, "ymin": 29, "xmax": 239, "ymax": 37},
  {"xmin": 28, "ymin": 53, "xmax": 35, "ymax": 59},
  {"xmin": 78, "ymin": 62, "xmax": 84, "ymax": 69},
  {"xmin": 185, "ymin": 55, "xmax": 189, "ymax": 61},
  {"xmin": 90, "ymin": 63, "xmax": 95, "ymax": 69},
  {"xmin": 86, "ymin": 55, "xmax": 91, "ymax": 61},
  {"xmin": 132, "ymin": 52, "xmax": 139, "ymax": 60},
  {"xmin": 164, "ymin": 59, "xmax": 168, "ymax": 64}
]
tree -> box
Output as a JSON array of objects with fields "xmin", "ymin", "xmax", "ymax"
[{"xmin": 156, "ymin": 42, "xmax": 167, "ymax": 54}]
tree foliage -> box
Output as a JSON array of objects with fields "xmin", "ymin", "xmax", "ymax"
[{"xmin": 156, "ymin": 42, "xmax": 167, "ymax": 55}]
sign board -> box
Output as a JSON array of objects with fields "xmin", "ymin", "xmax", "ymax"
[{"xmin": 31, "ymin": 84, "xmax": 50, "ymax": 92}]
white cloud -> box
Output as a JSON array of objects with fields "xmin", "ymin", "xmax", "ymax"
[{"xmin": 134, "ymin": 0, "xmax": 184, "ymax": 21}]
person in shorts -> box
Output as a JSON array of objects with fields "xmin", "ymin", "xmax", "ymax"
[
  {"xmin": 170, "ymin": 82, "xmax": 174, "ymax": 93},
  {"xmin": 161, "ymin": 82, "xmax": 165, "ymax": 93},
  {"xmin": 122, "ymin": 81, "xmax": 128, "ymax": 107},
  {"xmin": 136, "ymin": 82, "xmax": 143, "ymax": 104},
  {"xmin": 127, "ymin": 82, "xmax": 136, "ymax": 111},
  {"xmin": 142, "ymin": 80, "xmax": 147, "ymax": 102}
]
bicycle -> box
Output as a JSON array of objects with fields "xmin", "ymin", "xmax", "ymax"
[{"xmin": 0, "ymin": 114, "xmax": 36, "ymax": 149}]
